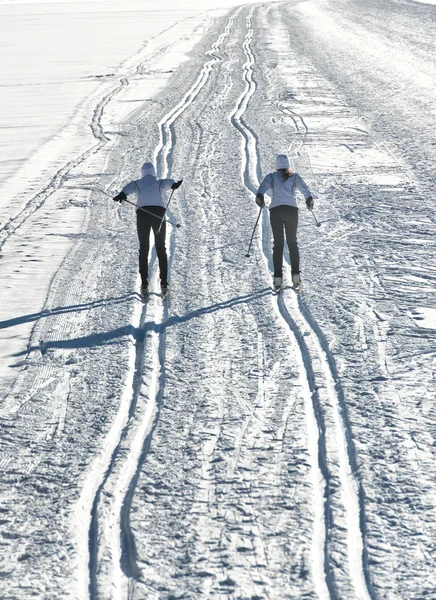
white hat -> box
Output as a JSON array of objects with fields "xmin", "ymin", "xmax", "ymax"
[
  {"xmin": 141, "ymin": 162, "xmax": 156, "ymax": 177},
  {"xmin": 275, "ymin": 154, "xmax": 290, "ymax": 170}
]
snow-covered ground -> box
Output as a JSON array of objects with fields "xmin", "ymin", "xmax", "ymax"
[{"xmin": 1, "ymin": 0, "xmax": 435, "ymax": 598}]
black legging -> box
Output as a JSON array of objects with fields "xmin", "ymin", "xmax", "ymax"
[
  {"xmin": 269, "ymin": 205, "xmax": 299, "ymax": 277},
  {"xmin": 136, "ymin": 206, "xmax": 167, "ymax": 286}
]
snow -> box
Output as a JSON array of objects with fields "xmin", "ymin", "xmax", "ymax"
[{"xmin": 1, "ymin": 0, "xmax": 436, "ymax": 598}]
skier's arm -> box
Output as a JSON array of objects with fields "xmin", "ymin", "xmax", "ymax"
[
  {"xmin": 257, "ymin": 174, "xmax": 273, "ymax": 197},
  {"xmin": 121, "ymin": 181, "xmax": 138, "ymax": 196},
  {"xmin": 113, "ymin": 181, "xmax": 137, "ymax": 202},
  {"xmin": 295, "ymin": 174, "xmax": 314, "ymax": 209},
  {"xmin": 256, "ymin": 174, "xmax": 273, "ymax": 207},
  {"xmin": 160, "ymin": 178, "xmax": 177, "ymax": 194}
]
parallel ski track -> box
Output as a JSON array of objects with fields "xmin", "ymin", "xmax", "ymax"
[
  {"xmin": 79, "ymin": 12, "xmax": 238, "ymax": 600},
  {"xmin": 230, "ymin": 8, "xmax": 373, "ymax": 600}
]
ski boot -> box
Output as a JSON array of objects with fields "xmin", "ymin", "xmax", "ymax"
[
  {"xmin": 273, "ymin": 276, "xmax": 283, "ymax": 293},
  {"xmin": 292, "ymin": 273, "xmax": 301, "ymax": 291},
  {"xmin": 161, "ymin": 283, "xmax": 169, "ymax": 300}
]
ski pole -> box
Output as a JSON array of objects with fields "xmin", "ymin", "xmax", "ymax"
[
  {"xmin": 123, "ymin": 198, "xmax": 181, "ymax": 228},
  {"xmin": 310, "ymin": 209, "xmax": 321, "ymax": 227},
  {"xmin": 157, "ymin": 188, "xmax": 176, "ymax": 234},
  {"xmin": 245, "ymin": 206, "xmax": 263, "ymax": 258}
]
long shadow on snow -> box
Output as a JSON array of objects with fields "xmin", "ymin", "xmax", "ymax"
[
  {"xmin": 1, "ymin": 293, "xmax": 136, "ymax": 331},
  {"xmin": 16, "ymin": 288, "xmax": 272, "ymax": 355}
]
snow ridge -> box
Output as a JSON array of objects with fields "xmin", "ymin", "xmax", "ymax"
[{"xmin": 230, "ymin": 8, "xmax": 373, "ymax": 600}]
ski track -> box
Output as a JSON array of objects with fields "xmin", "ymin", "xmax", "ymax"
[
  {"xmin": 80, "ymin": 12, "xmax": 239, "ymax": 600},
  {"xmin": 230, "ymin": 8, "xmax": 373, "ymax": 600}
]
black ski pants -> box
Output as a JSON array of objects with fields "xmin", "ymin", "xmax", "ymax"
[
  {"xmin": 136, "ymin": 206, "xmax": 167, "ymax": 287},
  {"xmin": 269, "ymin": 205, "xmax": 299, "ymax": 277}
]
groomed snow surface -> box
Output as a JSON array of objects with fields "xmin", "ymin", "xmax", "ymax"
[{"xmin": 1, "ymin": 0, "xmax": 436, "ymax": 599}]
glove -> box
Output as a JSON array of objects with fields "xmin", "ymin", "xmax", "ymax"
[
  {"xmin": 256, "ymin": 193, "xmax": 265, "ymax": 208},
  {"xmin": 171, "ymin": 180, "xmax": 183, "ymax": 190},
  {"xmin": 305, "ymin": 196, "xmax": 314, "ymax": 210},
  {"xmin": 113, "ymin": 191, "xmax": 127, "ymax": 203}
]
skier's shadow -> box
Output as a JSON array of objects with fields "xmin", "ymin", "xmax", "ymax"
[
  {"xmin": 17, "ymin": 288, "xmax": 272, "ymax": 355},
  {"xmin": 1, "ymin": 294, "xmax": 136, "ymax": 331},
  {"xmin": 142, "ymin": 287, "xmax": 272, "ymax": 335}
]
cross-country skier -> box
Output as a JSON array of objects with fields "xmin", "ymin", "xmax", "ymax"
[
  {"xmin": 256, "ymin": 154, "xmax": 313, "ymax": 291},
  {"xmin": 113, "ymin": 162, "xmax": 182, "ymax": 297}
]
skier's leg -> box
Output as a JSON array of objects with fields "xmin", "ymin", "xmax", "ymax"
[
  {"xmin": 283, "ymin": 206, "xmax": 300, "ymax": 275},
  {"xmin": 151, "ymin": 207, "xmax": 168, "ymax": 286},
  {"xmin": 136, "ymin": 211, "xmax": 152, "ymax": 286},
  {"xmin": 270, "ymin": 207, "xmax": 285, "ymax": 277}
]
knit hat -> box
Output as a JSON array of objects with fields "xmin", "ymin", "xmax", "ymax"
[
  {"xmin": 275, "ymin": 154, "xmax": 290, "ymax": 170},
  {"xmin": 141, "ymin": 162, "xmax": 156, "ymax": 177}
]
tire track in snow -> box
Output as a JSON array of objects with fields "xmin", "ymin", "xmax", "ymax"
[
  {"xmin": 229, "ymin": 8, "xmax": 372, "ymax": 600},
  {"xmin": 74, "ymin": 12, "xmax": 239, "ymax": 600}
]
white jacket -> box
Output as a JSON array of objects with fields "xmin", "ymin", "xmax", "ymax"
[
  {"xmin": 122, "ymin": 163, "xmax": 174, "ymax": 209},
  {"xmin": 257, "ymin": 171, "xmax": 311, "ymax": 209}
]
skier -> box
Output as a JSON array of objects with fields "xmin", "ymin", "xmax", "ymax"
[
  {"xmin": 256, "ymin": 154, "xmax": 314, "ymax": 291},
  {"xmin": 113, "ymin": 162, "xmax": 182, "ymax": 297}
]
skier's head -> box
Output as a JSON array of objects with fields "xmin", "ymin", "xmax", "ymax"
[
  {"xmin": 275, "ymin": 154, "xmax": 290, "ymax": 170},
  {"xmin": 141, "ymin": 162, "xmax": 156, "ymax": 177},
  {"xmin": 275, "ymin": 154, "xmax": 293, "ymax": 180}
]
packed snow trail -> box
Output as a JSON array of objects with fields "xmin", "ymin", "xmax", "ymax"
[
  {"xmin": 231, "ymin": 10, "xmax": 331, "ymax": 600},
  {"xmin": 82, "ymin": 12, "xmax": 240, "ymax": 599},
  {"xmin": 229, "ymin": 9, "xmax": 372, "ymax": 600}
]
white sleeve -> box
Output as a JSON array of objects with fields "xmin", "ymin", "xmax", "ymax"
[
  {"xmin": 295, "ymin": 174, "xmax": 311, "ymax": 198},
  {"xmin": 160, "ymin": 178, "xmax": 174, "ymax": 194},
  {"xmin": 257, "ymin": 173, "xmax": 273, "ymax": 196},
  {"xmin": 121, "ymin": 181, "xmax": 138, "ymax": 196}
]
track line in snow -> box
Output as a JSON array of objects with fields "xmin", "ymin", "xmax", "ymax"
[
  {"xmin": 228, "ymin": 9, "xmax": 330, "ymax": 599},
  {"xmin": 293, "ymin": 294, "xmax": 374, "ymax": 600},
  {"xmin": 229, "ymin": 11, "xmax": 262, "ymax": 190},
  {"xmin": 229, "ymin": 8, "xmax": 373, "ymax": 600},
  {"xmin": 272, "ymin": 30, "xmax": 374, "ymax": 593},
  {"xmin": 77, "ymin": 12, "xmax": 240, "ymax": 600},
  {"xmin": 154, "ymin": 9, "xmax": 240, "ymax": 178}
]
